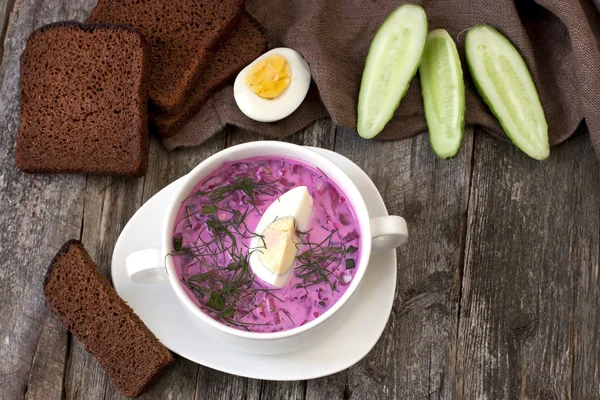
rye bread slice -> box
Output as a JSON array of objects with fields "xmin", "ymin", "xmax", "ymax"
[
  {"xmin": 87, "ymin": 0, "xmax": 244, "ymax": 116},
  {"xmin": 151, "ymin": 14, "xmax": 267, "ymax": 138},
  {"xmin": 16, "ymin": 22, "xmax": 150, "ymax": 176},
  {"xmin": 43, "ymin": 240, "xmax": 174, "ymax": 398}
]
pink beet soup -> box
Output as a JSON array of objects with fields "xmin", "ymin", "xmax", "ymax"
[{"xmin": 171, "ymin": 156, "xmax": 361, "ymax": 333}]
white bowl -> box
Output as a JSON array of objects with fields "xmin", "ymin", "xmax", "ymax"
[{"xmin": 126, "ymin": 141, "xmax": 407, "ymax": 354}]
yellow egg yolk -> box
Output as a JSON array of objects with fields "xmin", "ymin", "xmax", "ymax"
[{"xmin": 245, "ymin": 54, "xmax": 291, "ymax": 99}]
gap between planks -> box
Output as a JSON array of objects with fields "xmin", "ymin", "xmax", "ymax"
[{"xmin": 452, "ymin": 126, "xmax": 477, "ymax": 399}]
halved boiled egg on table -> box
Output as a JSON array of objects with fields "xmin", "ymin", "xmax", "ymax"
[{"xmin": 234, "ymin": 48, "xmax": 311, "ymax": 122}]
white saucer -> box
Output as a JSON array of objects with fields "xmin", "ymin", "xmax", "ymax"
[{"xmin": 111, "ymin": 148, "xmax": 397, "ymax": 381}]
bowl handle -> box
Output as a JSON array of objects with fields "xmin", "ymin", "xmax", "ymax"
[
  {"xmin": 125, "ymin": 248, "xmax": 170, "ymax": 284},
  {"xmin": 370, "ymin": 216, "xmax": 408, "ymax": 251}
]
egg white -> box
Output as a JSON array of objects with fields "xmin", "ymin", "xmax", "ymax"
[
  {"xmin": 233, "ymin": 47, "xmax": 311, "ymax": 123},
  {"xmin": 249, "ymin": 186, "xmax": 313, "ymax": 288}
]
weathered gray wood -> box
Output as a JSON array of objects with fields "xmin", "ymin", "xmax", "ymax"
[
  {"xmin": 328, "ymin": 127, "xmax": 474, "ymax": 399},
  {"xmin": 141, "ymin": 132, "xmax": 227, "ymax": 204},
  {"xmin": 0, "ymin": 0, "xmax": 96, "ymax": 84},
  {"xmin": 0, "ymin": 0, "xmax": 16, "ymax": 62},
  {"xmin": 23, "ymin": 312, "xmax": 69, "ymax": 400},
  {"xmin": 2, "ymin": 1, "xmax": 600, "ymax": 398},
  {"xmin": 195, "ymin": 367, "xmax": 255, "ymax": 399},
  {"xmin": 304, "ymin": 370, "xmax": 349, "ymax": 400},
  {"xmin": 0, "ymin": 1, "xmax": 95, "ymax": 399},
  {"xmin": 226, "ymin": 117, "xmax": 335, "ymax": 149},
  {"xmin": 456, "ymin": 131, "xmax": 600, "ymax": 399},
  {"xmin": 64, "ymin": 174, "xmax": 145, "ymax": 400},
  {"xmin": 256, "ymin": 380, "xmax": 306, "ymax": 400}
]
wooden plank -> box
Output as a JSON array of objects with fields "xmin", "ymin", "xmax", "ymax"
[
  {"xmin": 22, "ymin": 306, "xmax": 69, "ymax": 400},
  {"xmin": 0, "ymin": 0, "xmax": 16, "ymax": 62},
  {"xmin": 63, "ymin": 132, "xmax": 228, "ymax": 400},
  {"xmin": 195, "ymin": 368, "xmax": 255, "ymax": 400},
  {"xmin": 226, "ymin": 117, "xmax": 334, "ymax": 149},
  {"xmin": 0, "ymin": 0, "xmax": 96, "ymax": 83},
  {"xmin": 456, "ymin": 131, "xmax": 600, "ymax": 399},
  {"xmin": 0, "ymin": 0, "xmax": 96, "ymax": 399},
  {"xmin": 63, "ymin": 174, "xmax": 145, "ymax": 400},
  {"xmin": 304, "ymin": 370, "xmax": 349, "ymax": 400},
  {"xmin": 141, "ymin": 132, "xmax": 228, "ymax": 203},
  {"xmin": 323, "ymin": 127, "xmax": 474, "ymax": 399},
  {"xmin": 256, "ymin": 380, "xmax": 306, "ymax": 400}
]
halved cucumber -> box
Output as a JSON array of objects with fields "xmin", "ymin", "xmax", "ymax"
[
  {"xmin": 466, "ymin": 25, "xmax": 549, "ymax": 160},
  {"xmin": 357, "ymin": 4, "xmax": 428, "ymax": 139},
  {"xmin": 419, "ymin": 29, "xmax": 465, "ymax": 159}
]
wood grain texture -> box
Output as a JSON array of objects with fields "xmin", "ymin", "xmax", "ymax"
[
  {"xmin": 141, "ymin": 132, "xmax": 227, "ymax": 205},
  {"xmin": 64, "ymin": 174, "xmax": 145, "ymax": 400},
  {"xmin": 195, "ymin": 367, "xmax": 254, "ymax": 400},
  {"xmin": 330, "ymin": 127, "xmax": 474, "ymax": 400},
  {"xmin": 226, "ymin": 117, "xmax": 335, "ymax": 149},
  {"xmin": 0, "ymin": 0, "xmax": 95, "ymax": 82},
  {"xmin": 1, "ymin": 1, "xmax": 600, "ymax": 398},
  {"xmin": 22, "ymin": 311, "xmax": 69, "ymax": 400},
  {"xmin": 0, "ymin": 0, "xmax": 93, "ymax": 399},
  {"xmin": 456, "ymin": 130, "xmax": 600, "ymax": 399},
  {"xmin": 0, "ymin": 0, "xmax": 16, "ymax": 62}
]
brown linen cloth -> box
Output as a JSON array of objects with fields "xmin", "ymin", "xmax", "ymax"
[{"xmin": 164, "ymin": 0, "xmax": 600, "ymax": 158}]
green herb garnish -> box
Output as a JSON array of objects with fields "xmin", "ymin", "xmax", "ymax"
[
  {"xmin": 282, "ymin": 309, "xmax": 295, "ymax": 326},
  {"xmin": 173, "ymin": 236, "xmax": 183, "ymax": 251},
  {"xmin": 294, "ymin": 229, "xmax": 346, "ymax": 291},
  {"xmin": 171, "ymin": 173, "xmax": 286, "ymax": 329},
  {"xmin": 200, "ymin": 176, "xmax": 283, "ymax": 212},
  {"xmin": 170, "ymin": 166, "xmax": 358, "ymax": 329},
  {"xmin": 345, "ymin": 259, "xmax": 356, "ymax": 269},
  {"xmin": 202, "ymin": 205, "xmax": 217, "ymax": 213}
]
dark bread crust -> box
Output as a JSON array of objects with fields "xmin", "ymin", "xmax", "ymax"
[
  {"xmin": 151, "ymin": 14, "xmax": 267, "ymax": 137},
  {"xmin": 17, "ymin": 22, "xmax": 150, "ymax": 176},
  {"xmin": 44, "ymin": 240, "xmax": 174, "ymax": 398},
  {"xmin": 87, "ymin": 0, "xmax": 245, "ymax": 116},
  {"xmin": 43, "ymin": 238, "xmax": 81, "ymax": 288},
  {"xmin": 28, "ymin": 20, "xmax": 140, "ymax": 36}
]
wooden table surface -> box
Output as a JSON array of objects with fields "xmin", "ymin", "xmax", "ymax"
[{"xmin": 1, "ymin": 1, "xmax": 600, "ymax": 399}]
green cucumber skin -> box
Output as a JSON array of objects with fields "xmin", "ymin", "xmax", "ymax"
[
  {"xmin": 419, "ymin": 29, "xmax": 465, "ymax": 159},
  {"xmin": 466, "ymin": 25, "xmax": 549, "ymax": 160},
  {"xmin": 357, "ymin": 4, "xmax": 427, "ymax": 139}
]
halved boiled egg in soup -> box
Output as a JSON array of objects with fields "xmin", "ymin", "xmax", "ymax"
[{"xmin": 234, "ymin": 48, "xmax": 311, "ymax": 122}]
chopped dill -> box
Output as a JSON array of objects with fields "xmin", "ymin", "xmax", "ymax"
[
  {"xmin": 282, "ymin": 309, "xmax": 295, "ymax": 326},
  {"xmin": 169, "ymin": 162, "xmax": 359, "ymax": 330},
  {"xmin": 294, "ymin": 228, "xmax": 348, "ymax": 291},
  {"xmin": 170, "ymin": 173, "xmax": 286, "ymax": 328},
  {"xmin": 315, "ymin": 166, "xmax": 328, "ymax": 178}
]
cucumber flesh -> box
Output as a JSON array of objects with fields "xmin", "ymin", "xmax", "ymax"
[
  {"xmin": 466, "ymin": 25, "xmax": 549, "ymax": 160},
  {"xmin": 357, "ymin": 4, "xmax": 428, "ymax": 139},
  {"xmin": 419, "ymin": 29, "xmax": 465, "ymax": 159}
]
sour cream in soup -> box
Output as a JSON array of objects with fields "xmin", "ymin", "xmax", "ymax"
[{"xmin": 171, "ymin": 156, "xmax": 361, "ymax": 333}]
